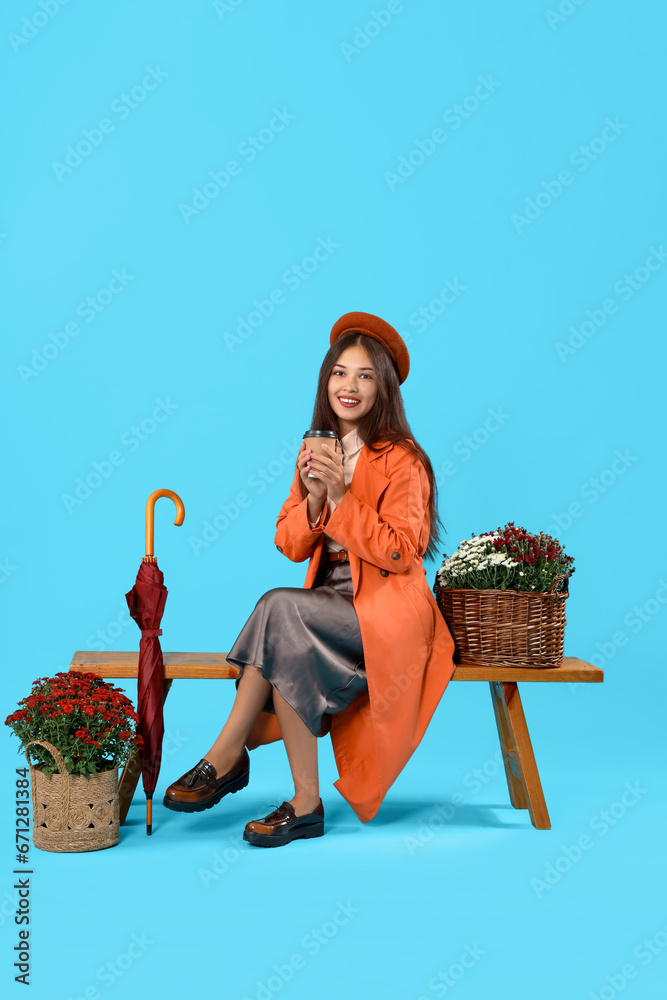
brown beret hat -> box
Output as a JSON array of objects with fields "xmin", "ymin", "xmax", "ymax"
[{"xmin": 330, "ymin": 311, "xmax": 410, "ymax": 384}]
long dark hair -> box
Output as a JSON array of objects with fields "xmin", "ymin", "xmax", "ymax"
[{"xmin": 309, "ymin": 331, "xmax": 445, "ymax": 562}]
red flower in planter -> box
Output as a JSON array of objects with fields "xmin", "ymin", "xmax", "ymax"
[{"xmin": 5, "ymin": 672, "xmax": 142, "ymax": 777}]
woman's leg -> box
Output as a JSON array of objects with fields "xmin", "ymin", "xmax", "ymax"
[
  {"xmin": 203, "ymin": 664, "xmax": 271, "ymax": 775},
  {"xmin": 272, "ymin": 688, "xmax": 321, "ymax": 816},
  {"xmin": 203, "ymin": 667, "xmax": 320, "ymax": 814}
]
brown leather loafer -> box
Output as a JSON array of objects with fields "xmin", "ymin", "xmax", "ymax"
[
  {"xmin": 243, "ymin": 799, "xmax": 324, "ymax": 847},
  {"xmin": 162, "ymin": 749, "xmax": 250, "ymax": 813}
]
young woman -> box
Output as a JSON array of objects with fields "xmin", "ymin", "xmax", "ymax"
[{"xmin": 163, "ymin": 312, "xmax": 456, "ymax": 846}]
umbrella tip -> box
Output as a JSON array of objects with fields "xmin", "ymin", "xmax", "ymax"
[{"xmin": 146, "ymin": 794, "xmax": 153, "ymax": 836}]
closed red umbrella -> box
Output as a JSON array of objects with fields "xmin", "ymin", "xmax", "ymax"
[{"xmin": 125, "ymin": 489, "xmax": 184, "ymax": 835}]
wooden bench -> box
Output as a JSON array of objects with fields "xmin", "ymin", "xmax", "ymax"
[{"xmin": 69, "ymin": 652, "xmax": 602, "ymax": 830}]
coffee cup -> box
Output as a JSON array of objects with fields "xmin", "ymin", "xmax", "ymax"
[{"xmin": 303, "ymin": 430, "xmax": 339, "ymax": 478}]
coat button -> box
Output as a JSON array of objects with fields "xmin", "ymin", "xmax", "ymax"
[
  {"xmin": 380, "ymin": 568, "xmax": 389, "ymax": 577},
  {"xmin": 391, "ymin": 551, "xmax": 400, "ymax": 560},
  {"xmin": 276, "ymin": 545, "xmax": 283, "ymax": 553}
]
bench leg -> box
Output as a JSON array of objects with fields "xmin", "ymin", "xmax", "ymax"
[
  {"xmin": 489, "ymin": 680, "xmax": 528, "ymax": 811},
  {"xmin": 119, "ymin": 678, "xmax": 173, "ymax": 826},
  {"xmin": 489, "ymin": 681, "xmax": 551, "ymax": 830}
]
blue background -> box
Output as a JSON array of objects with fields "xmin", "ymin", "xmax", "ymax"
[{"xmin": 2, "ymin": 1, "xmax": 665, "ymax": 998}]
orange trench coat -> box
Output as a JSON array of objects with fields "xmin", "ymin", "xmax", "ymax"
[{"xmin": 244, "ymin": 438, "xmax": 457, "ymax": 823}]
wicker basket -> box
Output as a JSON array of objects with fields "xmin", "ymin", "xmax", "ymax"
[
  {"xmin": 433, "ymin": 574, "xmax": 569, "ymax": 668},
  {"xmin": 25, "ymin": 740, "xmax": 119, "ymax": 853}
]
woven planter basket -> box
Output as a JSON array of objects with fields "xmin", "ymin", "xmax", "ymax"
[
  {"xmin": 25, "ymin": 740, "xmax": 119, "ymax": 853},
  {"xmin": 433, "ymin": 573, "xmax": 569, "ymax": 668}
]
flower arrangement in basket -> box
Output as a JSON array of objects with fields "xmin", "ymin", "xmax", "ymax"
[
  {"xmin": 433, "ymin": 522, "xmax": 575, "ymax": 668},
  {"xmin": 5, "ymin": 672, "xmax": 143, "ymax": 853}
]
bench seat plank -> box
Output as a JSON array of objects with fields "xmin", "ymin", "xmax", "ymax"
[{"xmin": 69, "ymin": 651, "xmax": 602, "ymax": 684}]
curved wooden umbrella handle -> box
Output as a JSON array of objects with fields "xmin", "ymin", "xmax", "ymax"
[{"xmin": 144, "ymin": 489, "xmax": 185, "ymax": 562}]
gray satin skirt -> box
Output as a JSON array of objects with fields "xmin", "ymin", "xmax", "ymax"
[{"xmin": 226, "ymin": 558, "xmax": 367, "ymax": 737}]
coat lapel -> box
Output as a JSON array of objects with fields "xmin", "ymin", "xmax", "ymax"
[{"xmin": 350, "ymin": 440, "xmax": 392, "ymax": 509}]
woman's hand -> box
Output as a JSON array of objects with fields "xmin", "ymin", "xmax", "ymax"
[
  {"xmin": 297, "ymin": 442, "xmax": 328, "ymax": 501},
  {"xmin": 307, "ymin": 441, "xmax": 346, "ymax": 505}
]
